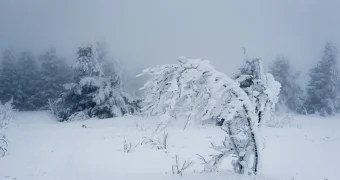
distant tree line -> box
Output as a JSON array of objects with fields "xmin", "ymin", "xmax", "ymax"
[
  {"xmin": 0, "ymin": 48, "xmax": 71, "ymax": 110},
  {"xmin": 270, "ymin": 42, "xmax": 340, "ymax": 116},
  {"xmin": 1, "ymin": 42, "xmax": 339, "ymax": 117},
  {"xmin": 0, "ymin": 43, "xmax": 140, "ymax": 121}
]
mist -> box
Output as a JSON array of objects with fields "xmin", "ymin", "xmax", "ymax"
[
  {"xmin": 2, "ymin": 1, "xmax": 340, "ymax": 179},
  {"xmin": 1, "ymin": 0, "xmax": 340, "ymax": 78}
]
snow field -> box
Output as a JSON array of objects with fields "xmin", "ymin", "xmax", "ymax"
[{"xmin": 0, "ymin": 112, "xmax": 339, "ymax": 180}]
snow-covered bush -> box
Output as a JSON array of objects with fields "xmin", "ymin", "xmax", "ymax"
[
  {"xmin": 0, "ymin": 99, "xmax": 14, "ymax": 129},
  {"xmin": 139, "ymin": 56, "xmax": 260, "ymax": 175},
  {"xmin": 233, "ymin": 58, "xmax": 281, "ymax": 126},
  {"xmin": 52, "ymin": 44, "xmax": 140, "ymax": 121},
  {"xmin": 0, "ymin": 99, "xmax": 14, "ymax": 158}
]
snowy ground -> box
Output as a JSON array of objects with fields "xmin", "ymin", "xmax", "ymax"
[{"xmin": 0, "ymin": 111, "xmax": 339, "ymax": 180}]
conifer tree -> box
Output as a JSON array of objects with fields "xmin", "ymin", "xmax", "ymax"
[
  {"xmin": 305, "ymin": 42, "xmax": 340, "ymax": 116},
  {"xmin": 269, "ymin": 56, "xmax": 305, "ymax": 113},
  {"xmin": 36, "ymin": 48, "xmax": 71, "ymax": 109},
  {"xmin": 0, "ymin": 50, "xmax": 20, "ymax": 105},
  {"xmin": 15, "ymin": 51, "xmax": 40, "ymax": 110},
  {"xmin": 53, "ymin": 44, "xmax": 138, "ymax": 121}
]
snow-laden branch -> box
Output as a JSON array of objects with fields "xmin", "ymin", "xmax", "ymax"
[
  {"xmin": 139, "ymin": 56, "xmax": 260, "ymax": 174},
  {"xmin": 234, "ymin": 58, "xmax": 281, "ymax": 126}
]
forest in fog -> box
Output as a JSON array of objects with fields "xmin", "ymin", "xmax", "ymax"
[
  {"xmin": 0, "ymin": 42, "xmax": 339, "ymax": 118},
  {"xmin": 1, "ymin": 1, "xmax": 340, "ymax": 180}
]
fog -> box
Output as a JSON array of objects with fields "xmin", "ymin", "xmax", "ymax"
[{"xmin": 1, "ymin": 0, "xmax": 340, "ymax": 78}]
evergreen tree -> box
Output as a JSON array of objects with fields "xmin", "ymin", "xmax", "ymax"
[
  {"xmin": 36, "ymin": 48, "xmax": 71, "ymax": 109},
  {"xmin": 269, "ymin": 55, "xmax": 305, "ymax": 113},
  {"xmin": 305, "ymin": 42, "xmax": 340, "ymax": 116},
  {"xmin": 15, "ymin": 51, "xmax": 41, "ymax": 110},
  {"xmin": 53, "ymin": 44, "xmax": 138, "ymax": 121},
  {"xmin": 0, "ymin": 50, "xmax": 20, "ymax": 105}
]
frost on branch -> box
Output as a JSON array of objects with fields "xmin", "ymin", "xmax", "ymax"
[
  {"xmin": 138, "ymin": 57, "xmax": 260, "ymax": 174},
  {"xmin": 234, "ymin": 58, "xmax": 281, "ymax": 126}
]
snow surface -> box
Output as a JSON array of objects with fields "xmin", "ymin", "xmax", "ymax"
[{"xmin": 0, "ymin": 111, "xmax": 339, "ymax": 180}]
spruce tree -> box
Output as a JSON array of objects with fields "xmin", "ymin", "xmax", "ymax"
[
  {"xmin": 15, "ymin": 51, "xmax": 41, "ymax": 110},
  {"xmin": 0, "ymin": 50, "xmax": 20, "ymax": 105},
  {"xmin": 36, "ymin": 48, "xmax": 71, "ymax": 109},
  {"xmin": 53, "ymin": 44, "xmax": 138, "ymax": 121},
  {"xmin": 305, "ymin": 42, "xmax": 340, "ymax": 116},
  {"xmin": 269, "ymin": 56, "xmax": 305, "ymax": 113}
]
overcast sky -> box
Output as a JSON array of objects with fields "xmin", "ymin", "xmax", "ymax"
[{"xmin": 1, "ymin": 0, "xmax": 340, "ymax": 80}]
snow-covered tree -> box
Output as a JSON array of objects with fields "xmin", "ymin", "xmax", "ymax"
[
  {"xmin": 269, "ymin": 55, "xmax": 305, "ymax": 113},
  {"xmin": 53, "ymin": 44, "xmax": 139, "ymax": 121},
  {"xmin": 233, "ymin": 58, "xmax": 281, "ymax": 126},
  {"xmin": 15, "ymin": 51, "xmax": 41, "ymax": 110},
  {"xmin": 0, "ymin": 50, "xmax": 20, "ymax": 106},
  {"xmin": 139, "ymin": 56, "xmax": 260, "ymax": 175},
  {"xmin": 35, "ymin": 48, "xmax": 71, "ymax": 109},
  {"xmin": 305, "ymin": 42, "xmax": 340, "ymax": 116}
]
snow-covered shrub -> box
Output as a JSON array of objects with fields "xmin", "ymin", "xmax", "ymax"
[
  {"xmin": 0, "ymin": 99, "xmax": 14, "ymax": 129},
  {"xmin": 233, "ymin": 57, "xmax": 281, "ymax": 126},
  {"xmin": 171, "ymin": 155, "xmax": 193, "ymax": 176},
  {"xmin": 139, "ymin": 57, "xmax": 260, "ymax": 175},
  {"xmin": 52, "ymin": 44, "xmax": 140, "ymax": 121},
  {"xmin": 0, "ymin": 99, "xmax": 14, "ymax": 158}
]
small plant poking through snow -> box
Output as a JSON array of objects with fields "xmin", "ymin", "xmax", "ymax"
[
  {"xmin": 123, "ymin": 137, "xmax": 138, "ymax": 153},
  {"xmin": 171, "ymin": 155, "xmax": 193, "ymax": 177},
  {"xmin": 143, "ymin": 132, "xmax": 168, "ymax": 150}
]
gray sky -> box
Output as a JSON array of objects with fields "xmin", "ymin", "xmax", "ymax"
[{"xmin": 1, "ymin": 0, "xmax": 340, "ymax": 80}]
